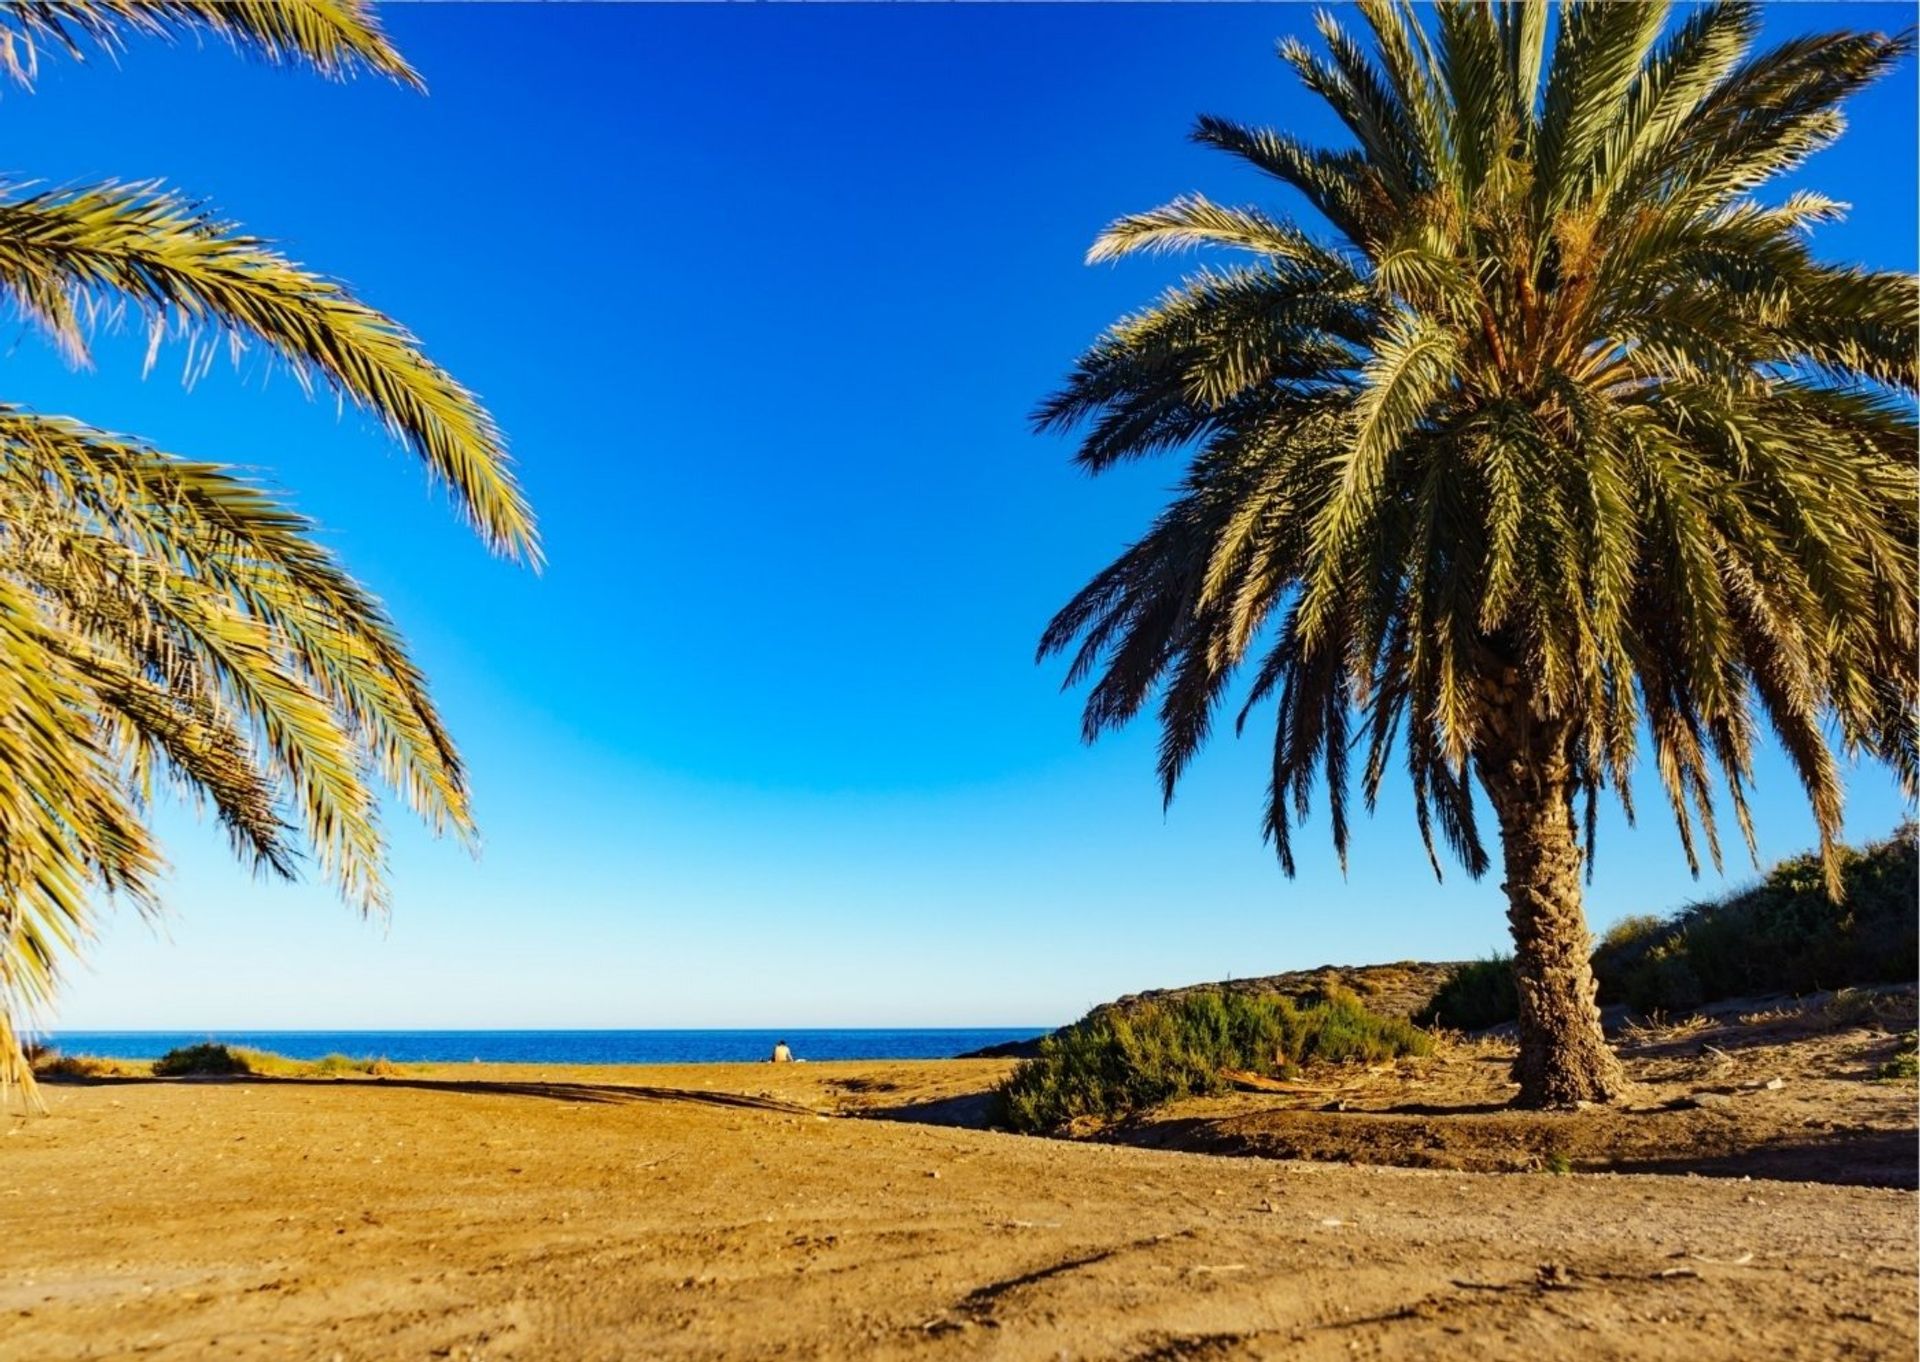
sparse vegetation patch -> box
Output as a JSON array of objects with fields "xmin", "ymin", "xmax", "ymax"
[
  {"xmin": 152, "ymin": 1043, "xmax": 396, "ymax": 1079},
  {"xmin": 1876, "ymin": 1034, "xmax": 1918, "ymax": 1083},
  {"xmin": 25, "ymin": 1049, "xmax": 136, "ymax": 1079}
]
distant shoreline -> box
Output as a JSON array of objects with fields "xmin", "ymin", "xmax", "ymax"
[{"xmin": 40, "ymin": 1027, "xmax": 1050, "ymax": 1068}]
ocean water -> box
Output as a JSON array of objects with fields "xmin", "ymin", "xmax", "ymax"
[{"xmin": 42, "ymin": 1028, "xmax": 1045, "ymax": 1066}]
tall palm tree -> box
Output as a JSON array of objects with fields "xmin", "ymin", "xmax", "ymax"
[
  {"xmin": 1036, "ymin": 0, "xmax": 1915, "ymax": 1106},
  {"xmin": 0, "ymin": 0, "xmax": 536, "ymax": 1098}
]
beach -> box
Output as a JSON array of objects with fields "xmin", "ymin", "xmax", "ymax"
[{"xmin": 3, "ymin": 1061, "xmax": 1912, "ymax": 1361}]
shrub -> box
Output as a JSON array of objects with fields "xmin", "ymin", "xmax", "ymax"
[
  {"xmin": 1604, "ymin": 826, "xmax": 1918, "ymax": 1007},
  {"xmin": 1001, "ymin": 987, "xmax": 1431, "ymax": 1133},
  {"xmin": 1616, "ymin": 947, "xmax": 1704, "ymax": 1015},
  {"xmin": 152, "ymin": 1042, "xmax": 253, "ymax": 1076},
  {"xmin": 151, "ymin": 1043, "xmax": 393, "ymax": 1078},
  {"xmin": 1597, "ymin": 915, "xmax": 1667, "ymax": 954},
  {"xmin": 1414, "ymin": 826, "xmax": 1919, "ymax": 1027},
  {"xmin": 1414, "ymin": 956, "xmax": 1518, "ymax": 1031},
  {"xmin": 29, "ymin": 1050, "xmax": 124, "ymax": 1078}
]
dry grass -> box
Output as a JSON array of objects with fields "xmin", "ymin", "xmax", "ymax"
[
  {"xmin": 1733, "ymin": 986, "xmax": 1917, "ymax": 1033},
  {"xmin": 1618, "ymin": 1012, "xmax": 1713, "ymax": 1047},
  {"xmin": 29, "ymin": 1051, "xmax": 145, "ymax": 1079}
]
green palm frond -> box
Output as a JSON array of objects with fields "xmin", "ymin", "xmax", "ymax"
[
  {"xmin": 0, "ymin": 0, "xmax": 419, "ymax": 87},
  {"xmin": 0, "ymin": 2, "xmax": 524, "ymax": 1103},
  {"xmin": 0, "ymin": 409, "xmax": 476, "ymax": 1098},
  {"xmin": 0, "ymin": 183, "xmax": 538, "ymax": 560},
  {"xmin": 1039, "ymin": 1, "xmax": 1916, "ymax": 893}
]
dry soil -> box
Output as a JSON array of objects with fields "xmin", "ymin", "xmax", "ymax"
[{"xmin": 1, "ymin": 1046, "xmax": 1913, "ymax": 1361}]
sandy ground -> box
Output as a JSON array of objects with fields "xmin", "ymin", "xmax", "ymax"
[
  {"xmin": 1115, "ymin": 994, "xmax": 1920, "ymax": 1187},
  {"xmin": 1, "ymin": 1058, "xmax": 1914, "ymax": 1361}
]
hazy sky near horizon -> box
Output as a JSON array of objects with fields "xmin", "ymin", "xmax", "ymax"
[{"xmin": 22, "ymin": 4, "xmax": 1917, "ymax": 1031}]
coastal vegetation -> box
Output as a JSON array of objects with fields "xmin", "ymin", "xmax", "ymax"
[
  {"xmin": 1035, "ymin": 1, "xmax": 1917, "ymax": 1106},
  {"xmin": 1416, "ymin": 955, "xmax": 1521, "ymax": 1032},
  {"xmin": 150, "ymin": 1043, "xmax": 400, "ymax": 1079},
  {"xmin": 0, "ymin": 1, "xmax": 533, "ymax": 1099},
  {"xmin": 1001, "ymin": 986, "xmax": 1431, "ymax": 1133},
  {"xmin": 1418, "ymin": 825, "xmax": 1919, "ymax": 1027},
  {"xmin": 30, "ymin": 1041, "xmax": 400, "ymax": 1079}
]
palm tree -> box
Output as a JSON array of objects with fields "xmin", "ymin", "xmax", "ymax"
[
  {"xmin": 1036, "ymin": 0, "xmax": 1915, "ymax": 1106},
  {"xmin": 0, "ymin": 0, "xmax": 536, "ymax": 1098}
]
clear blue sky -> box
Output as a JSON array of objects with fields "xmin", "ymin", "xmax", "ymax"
[{"xmin": 24, "ymin": 4, "xmax": 1915, "ymax": 1031}]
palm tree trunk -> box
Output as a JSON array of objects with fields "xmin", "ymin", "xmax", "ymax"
[{"xmin": 1476, "ymin": 703, "xmax": 1625, "ymax": 1108}]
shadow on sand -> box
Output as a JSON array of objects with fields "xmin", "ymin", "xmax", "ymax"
[
  {"xmin": 1103, "ymin": 1106, "xmax": 1919, "ymax": 1190},
  {"xmin": 34, "ymin": 1072, "xmax": 823, "ymax": 1116}
]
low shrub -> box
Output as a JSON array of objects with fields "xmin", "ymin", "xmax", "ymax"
[
  {"xmin": 152, "ymin": 1043, "xmax": 395, "ymax": 1079},
  {"xmin": 1589, "ymin": 914, "xmax": 1675, "ymax": 999},
  {"xmin": 1001, "ymin": 987, "xmax": 1431, "ymax": 1133},
  {"xmin": 28, "ymin": 1050, "xmax": 127, "ymax": 1079},
  {"xmin": 152, "ymin": 1042, "xmax": 253, "ymax": 1076},
  {"xmin": 1413, "ymin": 956, "xmax": 1518, "ymax": 1031}
]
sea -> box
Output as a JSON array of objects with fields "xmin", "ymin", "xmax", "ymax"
[{"xmin": 41, "ymin": 1028, "xmax": 1045, "ymax": 1066}]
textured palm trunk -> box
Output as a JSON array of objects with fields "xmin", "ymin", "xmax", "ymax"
[{"xmin": 1475, "ymin": 697, "xmax": 1626, "ymax": 1108}]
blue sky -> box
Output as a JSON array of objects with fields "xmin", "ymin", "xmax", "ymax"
[{"xmin": 23, "ymin": 4, "xmax": 1916, "ymax": 1030}]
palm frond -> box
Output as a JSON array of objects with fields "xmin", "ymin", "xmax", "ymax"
[
  {"xmin": 0, "ymin": 183, "xmax": 538, "ymax": 560},
  {"xmin": 0, "ymin": 0, "xmax": 420, "ymax": 87},
  {"xmin": 1037, "ymin": 0, "xmax": 1916, "ymax": 899}
]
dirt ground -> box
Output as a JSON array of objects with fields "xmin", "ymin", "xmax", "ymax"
[
  {"xmin": 2, "ymin": 1041, "xmax": 1914, "ymax": 1360},
  {"xmin": 1106, "ymin": 991, "xmax": 1920, "ymax": 1188}
]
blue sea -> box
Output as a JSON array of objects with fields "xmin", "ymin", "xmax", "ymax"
[{"xmin": 43, "ymin": 1028, "xmax": 1045, "ymax": 1066}]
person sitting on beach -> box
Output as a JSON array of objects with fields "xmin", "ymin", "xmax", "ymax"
[{"xmin": 770, "ymin": 1039, "xmax": 793, "ymax": 1063}]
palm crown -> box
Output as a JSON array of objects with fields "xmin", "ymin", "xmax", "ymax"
[
  {"xmin": 0, "ymin": 0, "xmax": 535, "ymax": 1095},
  {"xmin": 1038, "ymin": 0, "xmax": 1915, "ymax": 1103}
]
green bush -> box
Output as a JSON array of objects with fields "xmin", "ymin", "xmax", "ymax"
[
  {"xmin": 1413, "ymin": 826, "xmax": 1918, "ymax": 1027},
  {"xmin": 1591, "ymin": 914, "xmax": 1668, "ymax": 973},
  {"xmin": 151, "ymin": 1042, "xmax": 392, "ymax": 1078},
  {"xmin": 152, "ymin": 1042, "xmax": 254, "ymax": 1076},
  {"xmin": 1616, "ymin": 948, "xmax": 1704, "ymax": 1014},
  {"xmin": 1604, "ymin": 825, "xmax": 1917, "ymax": 1007},
  {"xmin": 1001, "ymin": 987, "xmax": 1431, "ymax": 1133},
  {"xmin": 1414, "ymin": 955, "xmax": 1518, "ymax": 1031}
]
